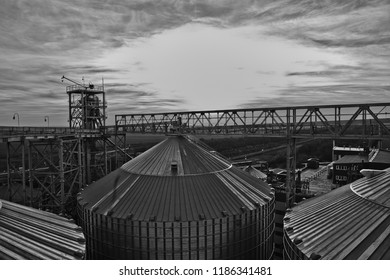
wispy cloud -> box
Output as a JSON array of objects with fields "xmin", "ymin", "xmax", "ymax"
[
  {"xmin": 0, "ymin": 0, "xmax": 389, "ymax": 125},
  {"xmin": 240, "ymin": 84, "xmax": 390, "ymax": 109}
]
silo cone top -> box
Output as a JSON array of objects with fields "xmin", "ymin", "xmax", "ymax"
[{"xmin": 79, "ymin": 136, "xmax": 273, "ymax": 222}]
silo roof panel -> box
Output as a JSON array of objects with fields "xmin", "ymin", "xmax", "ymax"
[
  {"xmin": 0, "ymin": 199, "xmax": 85, "ymax": 260},
  {"xmin": 121, "ymin": 136, "xmax": 231, "ymax": 176},
  {"xmin": 351, "ymin": 167, "xmax": 390, "ymax": 208},
  {"xmin": 79, "ymin": 136, "xmax": 273, "ymax": 222},
  {"xmin": 284, "ymin": 171, "xmax": 390, "ymax": 260},
  {"xmin": 80, "ymin": 170, "xmax": 271, "ymax": 221}
]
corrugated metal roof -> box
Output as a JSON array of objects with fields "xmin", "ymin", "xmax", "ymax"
[
  {"xmin": 351, "ymin": 169, "xmax": 390, "ymax": 208},
  {"xmin": 334, "ymin": 150, "xmax": 390, "ymax": 165},
  {"xmin": 283, "ymin": 168, "xmax": 390, "ymax": 260},
  {"xmin": 0, "ymin": 199, "xmax": 85, "ymax": 259},
  {"xmin": 370, "ymin": 149, "xmax": 390, "ymax": 164},
  {"xmin": 333, "ymin": 154, "xmax": 368, "ymax": 164},
  {"xmin": 243, "ymin": 166, "xmax": 267, "ymax": 180},
  {"xmin": 121, "ymin": 136, "xmax": 231, "ymax": 175},
  {"xmin": 79, "ymin": 136, "xmax": 273, "ymax": 222}
]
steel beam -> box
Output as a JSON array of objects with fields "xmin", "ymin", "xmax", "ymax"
[{"xmin": 114, "ymin": 103, "xmax": 390, "ymax": 140}]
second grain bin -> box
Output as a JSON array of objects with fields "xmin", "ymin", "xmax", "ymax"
[
  {"xmin": 78, "ymin": 136, "xmax": 275, "ymax": 259},
  {"xmin": 0, "ymin": 199, "xmax": 85, "ymax": 259},
  {"xmin": 283, "ymin": 168, "xmax": 390, "ymax": 260}
]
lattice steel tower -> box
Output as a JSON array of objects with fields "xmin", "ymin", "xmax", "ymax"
[{"xmin": 63, "ymin": 76, "xmax": 106, "ymax": 129}]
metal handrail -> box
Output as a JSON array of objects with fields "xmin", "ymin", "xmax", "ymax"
[{"xmin": 0, "ymin": 126, "xmax": 102, "ymax": 137}]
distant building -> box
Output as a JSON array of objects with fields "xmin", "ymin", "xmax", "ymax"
[
  {"xmin": 332, "ymin": 149, "xmax": 390, "ymax": 185},
  {"xmin": 243, "ymin": 165, "xmax": 267, "ymax": 180},
  {"xmin": 232, "ymin": 160, "xmax": 269, "ymax": 173},
  {"xmin": 332, "ymin": 146, "xmax": 365, "ymax": 161},
  {"xmin": 307, "ymin": 158, "xmax": 319, "ymax": 169}
]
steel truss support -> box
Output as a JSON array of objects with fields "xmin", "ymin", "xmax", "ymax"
[
  {"xmin": 83, "ymin": 138, "xmax": 103, "ymax": 184},
  {"xmin": 6, "ymin": 139, "xmax": 27, "ymax": 204},
  {"xmin": 81, "ymin": 134, "xmax": 132, "ymax": 184},
  {"xmin": 115, "ymin": 103, "xmax": 390, "ymax": 140},
  {"xmin": 1, "ymin": 131, "xmax": 131, "ymax": 214},
  {"xmin": 111, "ymin": 133, "xmax": 129, "ymax": 170},
  {"xmin": 27, "ymin": 138, "xmax": 82, "ymax": 213}
]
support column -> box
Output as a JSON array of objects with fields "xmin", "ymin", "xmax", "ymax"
[
  {"xmin": 377, "ymin": 140, "xmax": 383, "ymax": 149},
  {"xmin": 6, "ymin": 141, "xmax": 11, "ymax": 201},
  {"xmin": 59, "ymin": 139, "xmax": 65, "ymax": 212},
  {"xmin": 103, "ymin": 139, "xmax": 108, "ymax": 175},
  {"xmin": 21, "ymin": 139, "xmax": 26, "ymax": 204},
  {"xmin": 114, "ymin": 133, "xmax": 128, "ymax": 168},
  {"xmin": 332, "ymin": 140, "xmax": 336, "ymax": 161},
  {"xmin": 84, "ymin": 139, "xmax": 91, "ymax": 184},
  {"xmin": 78, "ymin": 137, "xmax": 83, "ymax": 189},
  {"xmin": 285, "ymin": 137, "xmax": 296, "ymax": 208},
  {"xmin": 28, "ymin": 140, "xmax": 33, "ymax": 207},
  {"xmin": 285, "ymin": 108, "xmax": 296, "ymax": 208}
]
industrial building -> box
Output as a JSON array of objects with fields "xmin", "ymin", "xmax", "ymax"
[
  {"xmin": 332, "ymin": 149, "xmax": 390, "ymax": 185},
  {"xmin": 283, "ymin": 168, "xmax": 390, "ymax": 260},
  {"xmin": 243, "ymin": 165, "xmax": 267, "ymax": 180},
  {"xmin": 77, "ymin": 135, "xmax": 275, "ymax": 260},
  {"xmin": 0, "ymin": 199, "xmax": 85, "ymax": 259}
]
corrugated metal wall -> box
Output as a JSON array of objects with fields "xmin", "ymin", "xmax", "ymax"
[{"xmin": 79, "ymin": 196, "xmax": 274, "ymax": 259}]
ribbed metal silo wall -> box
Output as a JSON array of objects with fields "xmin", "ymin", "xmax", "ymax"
[
  {"xmin": 282, "ymin": 230, "xmax": 307, "ymax": 260},
  {"xmin": 78, "ymin": 197, "xmax": 274, "ymax": 260}
]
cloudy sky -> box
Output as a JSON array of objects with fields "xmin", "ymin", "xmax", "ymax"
[{"xmin": 1, "ymin": 0, "xmax": 389, "ymax": 126}]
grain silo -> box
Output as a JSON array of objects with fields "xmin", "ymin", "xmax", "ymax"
[
  {"xmin": 0, "ymin": 199, "xmax": 85, "ymax": 259},
  {"xmin": 283, "ymin": 168, "xmax": 390, "ymax": 260},
  {"xmin": 78, "ymin": 136, "xmax": 275, "ymax": 260}
]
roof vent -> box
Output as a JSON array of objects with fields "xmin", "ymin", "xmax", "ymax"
[
  {"xmin": 293, "ymin": 237, "xmax": 303, "ymax": 245},
  {"xmin": 107, "ymin": 209, "xmax": 114, "ymax": 216},
  {"xmin": 285, "ymin": 226, "xmax": 294, "ymax": 232},
  {"xmin": 360, "ymin": 169, "xmax": 386, "ymax": 178},
  {"xmin": 73, "ymin": 250, "xmax": 85, "ymax": 259},
  {"xmin": 126, "ymin": 213, "xmax": 133, "ymax": 220},
  {"xmin": 310, "ymin": 252, "xmax": 322, "ymax": 260},
  {"xmin": 171, "ymin": 161, "xmax": 178, "ymax": 174},
  {"xmin": 77, "ymin": 237, "xmax": 86, "ymax": 243}
]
